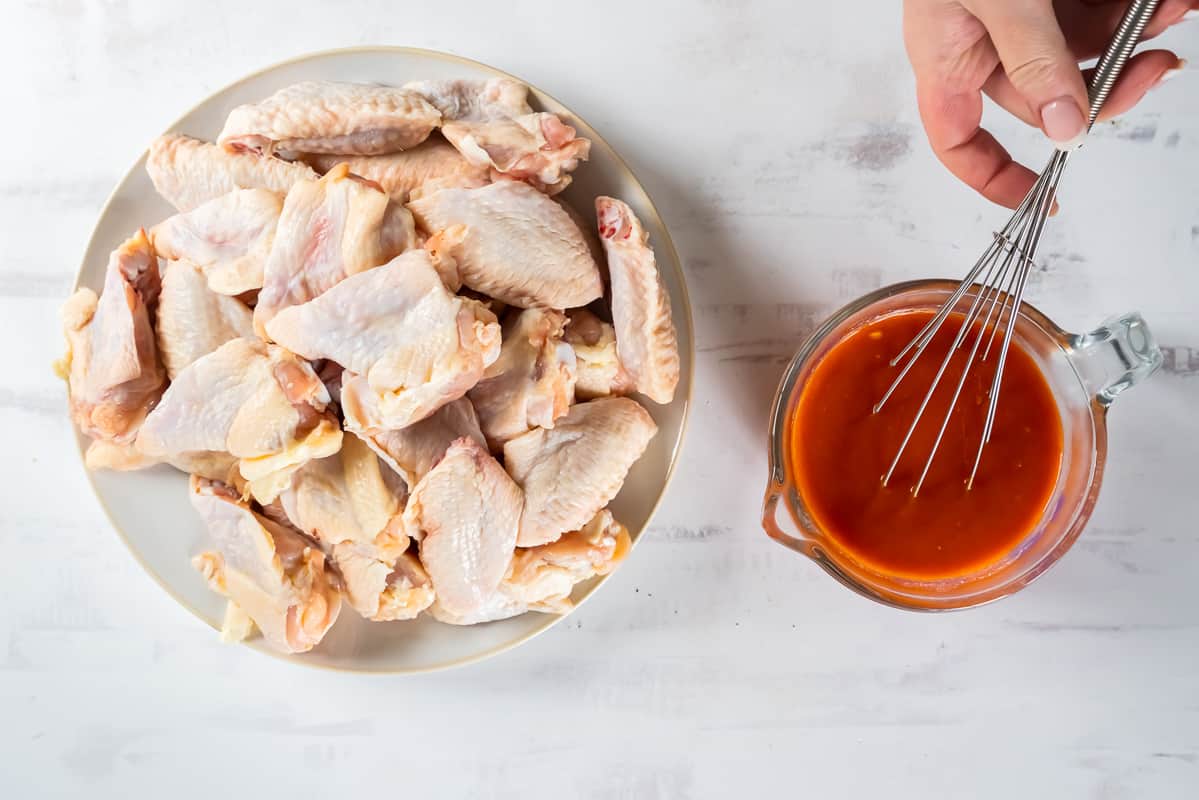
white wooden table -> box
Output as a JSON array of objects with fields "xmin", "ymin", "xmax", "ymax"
[{"xmin": 3, "ymin": 2, "xmax": 1196, "ymax": 797}]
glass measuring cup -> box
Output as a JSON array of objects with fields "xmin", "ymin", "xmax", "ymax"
[{"xmin": 762, "ymin": 280, "xmax": 1162, "ymax": 610}]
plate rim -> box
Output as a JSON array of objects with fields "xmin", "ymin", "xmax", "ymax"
[{"xmin": 70, "ymin": 44, "xmax": 695, "ymax": 674}]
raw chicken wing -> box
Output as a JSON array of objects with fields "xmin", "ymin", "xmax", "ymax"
[
  {"xmin": 146, "ymin": 133, "xmax": 316, "ymax": 212},
  {"xmin": 155, "ymin": 259, "xmax": 255, "ymax": 379},
  {"xmin": 405, "ymin": 78, "xmax": 532, "ymax": 122},
  {"xmin": 346, "ymin": 396, "xmax": 485, "ymax": 490},
  {"xmin": 431, "ymin": 510, "xmax": 630, "ymax": 625},
  {"xmin": 596, "ymin": 197, "xmax": 680, "ymax": 404},
  {"xmin": 406, "ymin": 78, "xmax": 588, "ymax": 193},
  {"xmin": 190, "ymin": 476, "xmax": 341, "ymax": 653},
  {"xmin": 408, "ymin": 181, "xmax": 602, "ymax": 308},
  {"xmin": 137, "ymin": 338, "xmax": 342, "ymax": 501},
  {"xmin": 266, "ymin": 249, "xmax": 501, "ymax": 432},
  {"xmin": 304, "ymin": 139, "xmax": 489, "ymax": 202},
  {"xmin": 279, "ymin": 432, "xmax": 406, "ymax": 556},
  {"xmin": 405, "ymin": 437, "xmax": 522, "ymax": 617},
  {"xmin": 468, "ymin": 309, "xmax": 576, "ymax": 451},
  {"xmin": 254, "ymin": 163, "xmax": 415, "ymax": 334},
  {"xmin": 564, "ymin": 309, "xmax": 633, "ymax": 400},
  {"xmin": 506, "ymin": 509, "xmax": 631, "ymax": 607},
  {"xmin": 85, "ymin": 438, "xmax": 238, "ymax": 480},
  {"xmin": 218, "ymin": 81, "xmax": 441, "ymax": 157},
  {"xmin": 149, "ymin": 188, "xmax": 282, "ymax": 295},
  {"xmin": 330, "ymin": 545, "xmax": 433, "ymax": 623},
  {"xmin": 58, "ymin": 230, "xmax": 165, "ymax": 447},
  {"xmin": 279, "ymin": 433, "xmax": 432, "ymax": 620},
  {"xmin": 503, "ymin": 397, "xmax": 656, "ymax": 546}
]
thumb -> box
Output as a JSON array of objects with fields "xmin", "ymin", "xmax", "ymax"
[{"xmin": 966, "ymin": 0, "xmax": 1091, "ymax": 149}]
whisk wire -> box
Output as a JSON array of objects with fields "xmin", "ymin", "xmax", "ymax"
[
  {"xmin": 967, "ymin": 152, "xmax": 1069, "ymax": 487},
  {"xmin": 909, "ymin": 244, "xmax": 1021, "ymax": 495},
  {"xmin": 884, "ymin": 181, "xmax": 1046, "ymax": 374},
  {"xmin": 880, "ymin": 239, "xmax": 1011, "ymax": 489},
  {"xmin": 879, "ymin": 152, "xmax": 1061, "ymax": 491}
]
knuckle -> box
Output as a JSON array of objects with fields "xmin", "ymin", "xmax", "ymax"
[{"xmin": 1004, "ymin": 53, "xmax": 1062, "ymax": 90}]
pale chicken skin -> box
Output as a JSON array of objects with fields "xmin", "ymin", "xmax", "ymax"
[
  {"xmin": 254, "ymin": 163, "xmax": 415, "ymax": 335},
  {"xmin": 347, "ymin": 396, "xmax": 485, "ymax": 491},
  {"xmin": 279, "ymin": 432, "xmax": 407, "ymax": 558},
  {"xmin": 146, "ymin": 133, "xmax": 317, "ymax": 212},
  {"xmin": 218, "ymin": 81, "xmax": 441, "ymax": 157},
  {"xmin": 405, "ymin": 78, "xmax": 588, "ymax": 194},
  {"xmin": 155, "ymin": 260, "xmax": 255, "ymax": 380},
  {"xmin": 503, "ymin": 397, "xmax": 657, "ymax": 547},
  {"xmin": 149, "ymin": 188, "xmax": 282, "ymax": 295},
  {"xmin": 58, "ymin": 230, "xmax": 166, "ymax": 448},
  {"xmin": 596, "ymin": 197, "xmax": 680, "ymax": 405},
  {"xmin": 137, "ymin": 338, "xmax": 342, "ymax": 502},
  {"xmin": 408, "ymin": 181, "xmax": 603, "ymax": 309},
  {"xmin": 405, "ymin": 437, "xmax": 523, "ymax": 617},
  {"xmin": 431, "ymin": 509, "xmax": 630, "ymax": 625},
  {"xmin": 468, "ymin": 309, "xmax": 577, "ymax": 451},
  {"xmin": 266, "ymin": 249, "xmax": 501, "ymax": 432},
  {"xmin": 85, "ymin": 438, "xmax": 238, "ymax": 480},
  {"xmin": 190, "ymin": 476, "xmax": 342, "ymax": 654},
  {"xmin": 303, "ymin": 138, "xmax": 490, "ymax": 202},
  {"xmin": 564, "ymin": 309, "xmax": 634, "ymax": 400},
  {"xmin": 279, "ymin": 433, "xmax": 432, "ymax": 621},
  {"xmin": 331, "ymin": 544, "xmax": 434, "ymax": 624},
  {"xmin": 404, "ymin": 78, "xmax": 532, "ymax": 122}
]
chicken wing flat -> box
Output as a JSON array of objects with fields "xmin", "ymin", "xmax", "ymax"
[
  {"xmin": 331, "ymin": 544, "xmax": 433, "ymax": 623},
  {"xmin": 58, "ymin": 230, "xmax": 166, "ymax": 448},
  {"xmin": 405, "ymin": 437, "xmax": 522, "ymax": 617},
  {"xmin": 253, "ymin": 163, "xmax": 414, "ymax": 335},
  {"xmin": 408, "ymin": 181, "xmax": 602, "ymax": 308},
  {"xmin": 146, "ymin": 133, "xmax": 316, "ymax": 213},
  {"xmin": 279, "ymin": 432, "xmax": 407, "ymax": 556},
  {"xmin": 347, "ymin": 396, "xmax": 485, "ymax": 491},
  {"xmin": 468, "ymin": 309, "xmax": 576, "ymax": 451},
  {"xmin": 406, "ymin": 78, "xmax": 587, "ymax": 194},
  {"xmin": 278, "ymin": 433, "xmax": 432, "ymax": 621},
  {"xmin": 503, "ymin": 397, "xmax": 657, "ymax": 546},
  {"xmin": 218, "ymin": 81, "xmax": 441, "ymax": 157},
  {"xmin": 266, "ymin": 249, "xmax": 501, "ymax": 432},
  {"xmin": 137, "ymin": 338, "xmax": 342, "ymax": 502},
  {"xmin": 430, "ymin": 509, "xmax": 629, "ymax": 625},
  {"xmin": 303, "ymin": 138, "xmax": 490, "ymax": 203},
  {"xmin": 149, "ymin": 188, "xmax": 282, "ymax": 295},
  {"xmin": 155, "ymin": 259, "xmax": 255, "ymax": 379},
  {"xmin": 190, "ymin": 476, "xmax": 342, "ymax": 653},
  {"xmin": 596, "ymin": 197, "xmax": 680, "ymax": 405},
  {"xmin": 405, "ymin": 78, "xmax": 532, "ymax": 121}
]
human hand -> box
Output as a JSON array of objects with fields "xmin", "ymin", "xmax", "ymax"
[{"xmin": 904, "ymin": 0, "xmax": 1192, "ymax": 209}]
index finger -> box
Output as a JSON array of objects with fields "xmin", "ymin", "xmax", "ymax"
[{"xmin": 916, "ymin": 82, "xmax": 1041, "ymax": 210}]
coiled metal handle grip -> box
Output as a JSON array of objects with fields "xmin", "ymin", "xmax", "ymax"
[{"xmin": 1087, "ymin": 0, "xmax": 1161, "ymax": 127}]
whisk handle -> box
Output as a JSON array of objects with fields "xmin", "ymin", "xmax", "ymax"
[{"xmin": 1087, "ymin": 0, "xmax": 1162, "ymax": 127}]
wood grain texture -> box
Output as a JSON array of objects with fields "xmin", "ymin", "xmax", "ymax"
[{"xmin": 2, "ymin": 1, "xmax": 1197, "ymax": 797}]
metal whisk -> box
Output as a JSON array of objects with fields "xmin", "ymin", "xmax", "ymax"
[{"xmin": 877, "ymin": 0, "xmax": 1161, "ymax": 496}]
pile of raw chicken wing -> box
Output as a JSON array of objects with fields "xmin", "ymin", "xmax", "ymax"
[{"xmin": 57, "ymin": 78, "xmax": 680, "ymax": 654}]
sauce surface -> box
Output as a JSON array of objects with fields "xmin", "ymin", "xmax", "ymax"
[{"xmin": 789, "ymin": 310, "xmax": 1064, "ymax": 579}]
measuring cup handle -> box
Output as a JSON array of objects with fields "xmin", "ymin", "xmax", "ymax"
[
  {"xmin": 762, "ymin": 479, "xmax": 813, "ymax": 556},
  {"xmin": 1070, "ymin": 312, "xmax": 1163, "ymax": 406}
]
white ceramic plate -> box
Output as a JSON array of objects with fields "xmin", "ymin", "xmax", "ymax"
[{"xmin": 72, "ymin": 47, "xmax": 693, "ymax": 673}]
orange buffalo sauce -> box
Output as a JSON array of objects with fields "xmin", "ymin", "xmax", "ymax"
[{"xmin": 789, "ymin": 310, "xmax": 1064, "ymax": 580}]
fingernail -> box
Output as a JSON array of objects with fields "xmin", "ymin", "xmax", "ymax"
[
  {"xmin": 1153, "ymin": 58, "xmax": 1188, "ymax": 91},
  {"xmin": 1041, "ymin": 97, "xmax": 1088, "ymax": 151}
]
